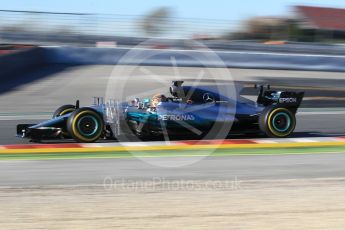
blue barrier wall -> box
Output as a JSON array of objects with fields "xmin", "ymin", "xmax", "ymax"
[
  {"xmin": 1, "ymin": 46, "xmax": 345, "ymax": 76},
  {"xmin": 42, "ymin": 46, "xmax": 345, "ymax": 72},
  {"xmin": 0, "ymin": 48, "xmax": 45, "ymax": 78}
]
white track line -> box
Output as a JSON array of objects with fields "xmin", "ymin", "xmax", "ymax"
[
  {"xmin": 0, "ymin": 136, "xmax": 344, "ymax": 149},
  {"xmin": 0, "ymin": 115, "xmax": 50, "ymax": 120},
  {"xmin": 291, "ymin": 138, "xmax": 318, "ymax": 143},
  {"xmin": 298, "ymin": 111, "xmax": 345, "ymax": 115},
  {"xmin": 253, "ymin": 140, "xmax": 278, "ymax": 144}
]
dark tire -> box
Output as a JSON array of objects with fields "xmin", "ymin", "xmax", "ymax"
[
  {"xmin": 67, "ymin": 108, "xmax": 104, "ymax": 143},
  {"xmin": 259, "ymin": 106, "xmax": 296, "ymax": 138},
  {"xmin": 53, "ymin": 104, "xmax": 76, "ymax": 138},
  {"xmin": 53, "ymin": 104, "xmax": 76, "ymax": 118}
]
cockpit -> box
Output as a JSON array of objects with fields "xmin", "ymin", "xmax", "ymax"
[{"xmin": 129, "ymin": 81, "xmax": 224, "ymax": 110}]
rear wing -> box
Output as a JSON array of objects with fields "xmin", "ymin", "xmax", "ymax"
[{"xmin": 256, "ymin": 85, "xmax": 304, "ymax": 110}]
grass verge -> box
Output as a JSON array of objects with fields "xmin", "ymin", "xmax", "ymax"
[{"xmin": 0, "ymin": 146, "xmax": 344, "ymax": 160}]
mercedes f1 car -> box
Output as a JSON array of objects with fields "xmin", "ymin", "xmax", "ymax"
[{"xmin": 17, "ymin": 81, "xmax": 304, "ymax": 142}]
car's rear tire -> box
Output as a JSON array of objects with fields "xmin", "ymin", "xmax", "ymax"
[
  {"xmin": 67, "ymin": 108, "xmax": 104, "ymax": 143},
  {"xmin": 259, "ymin": 106, "xmax": 296, "ymax": 138}
]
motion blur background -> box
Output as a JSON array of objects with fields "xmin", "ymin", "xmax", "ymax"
[{"xmin": 1, "ymin": 0, "xmax": 345, "ymax": 46}]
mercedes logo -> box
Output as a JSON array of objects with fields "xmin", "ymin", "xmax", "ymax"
[{"xmin": 203, "ymin": 93, "xmax": 215, "ymax": 103}]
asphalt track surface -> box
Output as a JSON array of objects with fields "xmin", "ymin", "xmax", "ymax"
[
  {"xmin": 0, "ymin": 65, "xmax": 345, "ymax": 186},
  {"xmin": 1, "ymin": 64, "xmax": 345, "ymax": 114},
  {"xmin": 0, "ymin": 152, "xmax": 344, "ymax": 186}
]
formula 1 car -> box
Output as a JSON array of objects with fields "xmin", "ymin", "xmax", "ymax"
[{"xmin": 17, "ymin": 81, "xmax": 304, "ymax": 142}]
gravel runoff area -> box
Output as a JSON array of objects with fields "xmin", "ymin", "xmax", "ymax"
[{"xmin": 1, "ymin": 178, "xmax": 345, "ymax": 229}]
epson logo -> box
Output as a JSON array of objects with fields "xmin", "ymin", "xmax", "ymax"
[
  {"xmin": 279, "ymin": 98, "xmax": 297, "ymax": 103},
  {"xmin": 159, "ymin": 114, "xmax": 195, "ymax": 121}
]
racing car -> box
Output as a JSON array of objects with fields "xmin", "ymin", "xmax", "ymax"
[{"xmin": 17, "ymin": 81, "xmax": 304, "ymax": 142}]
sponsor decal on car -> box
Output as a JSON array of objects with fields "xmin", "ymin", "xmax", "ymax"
[
  {"xmin": 279, "ymin": 97, "xmax": 297, "ymax": 103},
  {"xmin": 159, "ymin": 114, "xmax": 195, "ymax": 121}
]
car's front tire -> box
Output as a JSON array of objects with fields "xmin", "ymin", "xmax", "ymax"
[
  {"xmin": 67, "ymin": 108, "xmax": 104, "ymax": 143},
  {"xmin": 259, "ymin": 106, "xmax": 296, "ymax": 138},
  {"xmin": 52, "ymin": 104, "xmax": 76, "ymax": 138}
]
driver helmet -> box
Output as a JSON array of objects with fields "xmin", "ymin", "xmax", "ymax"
[{"xmin": 151, "ymin": 94, "xmax": 167, "ymax": 108}]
